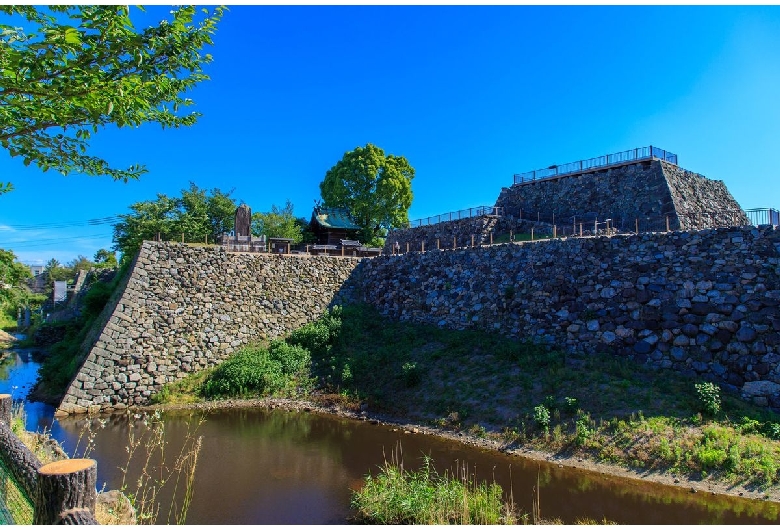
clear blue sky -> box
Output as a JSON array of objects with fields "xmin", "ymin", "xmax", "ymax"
[{"xmin": 2, "ymin": 4, "xmax": 779, "ymax": 266}]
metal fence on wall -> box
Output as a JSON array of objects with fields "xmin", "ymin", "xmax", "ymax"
[
  {"xmin": 745, "ymin": 208, "xmax": 780, "ymax": 226},
  {"xmin": 409, "ymin": 206, "xmax": 503, "ymax": 228},
  {"xmin": 513, "ymin": 145, "xmax": 678, "ymax": 185}
]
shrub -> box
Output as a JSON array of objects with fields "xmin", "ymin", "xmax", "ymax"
[
  {"xmin": 563, "ymin": 396, "xmax": 579, "ymax": 413},
  {"xmin": 268, "ymin": 341, "xmax": 310, "ymax": 376},
  {"xmin": 533, "ymin": 405, "xmax": 550, "ymax": 430},
  {"xmin": 402, "ymin": 361, "xmax": 421, "ymax": 387},
  {"xmin": 201, "ymin": 347, "xmax": 284, "ymax": 398},
  {"xmin": 694, "ymin": 382, "xmax": 721, "ymax": 416}
]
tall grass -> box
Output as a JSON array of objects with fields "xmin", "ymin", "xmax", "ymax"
[{"xmin": 351, "ymin": 444, "xmax": 519, "ymax": 525}]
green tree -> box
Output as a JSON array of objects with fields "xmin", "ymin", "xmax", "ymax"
[
  {"xmin": 94, "ymin": 248, "xmax": 118, "ymax": 268},
  {"xmin": 112, "ymin": 193, "xmax": 179, "ymax": 259},
  {"xmin": 43, "ymin": 258, "xmax": 71, "ymax": 283},
  {"xmin": 0, "ymin": 5, "xmax": 224, "ymax": 194},
  {"xmin": 113, "ymin": 184, "xmax": 236, "ymax": 259},
  {"xmin": 320, "ymin": 143, "xmax": 414, "ymax": 245},
  {"xmin": 67, "ymin": 255, "xmax": 94, "ymax": 273},
  {"xmin": 0, "ymin": 249, "xmax": 43, "ymax": 328},
  {"xmin": 251, "ymin": 200, "xmax": 303, "ymax": 243}
]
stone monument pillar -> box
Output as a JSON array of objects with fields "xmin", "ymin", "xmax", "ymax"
[{"xmin": 234, "ymin": 204, "xmax": 252, "ymax": 239}]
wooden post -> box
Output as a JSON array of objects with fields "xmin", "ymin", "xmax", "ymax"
[
  {"xmin": 436, "ymin": 238, "xmax": 440, "ymax": 250},
  {"xmin": 406, "ymin": 242, "xmax": 409, "ymax": 254},
  {"xmin": 553, "ymin": 225, "xmax": 557, "ymax": 238},
  {"xmin": 421, "ymin": 241, "xmax": 425, "ymax": 253},
  {"xmin": 0, "ymin": 394, "xmax": 11, "ymax": 424},
  {"xmin": 490, "ymin": 232, "xmax": 493, "ymax": 245},
  {"xmin": 531, "ymin": 227, "xmax": 534, "ymax": 241},
  {"xmin": 181, "ymin": 233, "xmax": 184, "ymax": 243},
  {"xmin": 594, "ymin": 219, "xmax": 598, "ymax": 235},
  {"xmin": 635, "ymin": 218, "xmax": 639, "ymax": 234},
  {"xmin": 35, "ymin": 459, "xmax": 98, "ymax": 524},
  {"xmin": 666, "ymin": 216, "xmax": 670, "ymax": 232},
  {"xmin": 453, "ymin": 236, "xmax": 456, "ymax": 249},
  {"xmin": 579, "ymin": 223, "xmax": 583, "ymax": 237},
  {"xmin": 471, "ymin": 235, "xmax": 474, "ymax": 247},
  {"xmin": 205, "ymin": 234, "xmax": 208, "ymax": 245},
  {"xmin": 341, "ymin": 245, "xmax": 344, "ymax": 257}
]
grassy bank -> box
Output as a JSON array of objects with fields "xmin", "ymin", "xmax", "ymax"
[{"xmin": 154, "ymin": 303, "xmax": 780, "ymax": 494}]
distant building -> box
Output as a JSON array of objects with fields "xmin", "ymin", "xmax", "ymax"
[
  {"xmin": 29, "ymin": 265, "xmax": 44, "ymax": 277},
  {"xmin": 309, "ymin": 205, "xmax": 362, "ymax": 245}
]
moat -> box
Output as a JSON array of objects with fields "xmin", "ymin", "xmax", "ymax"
[{"xmin": 2, "ymin": 344, "xmax": 779, "ymax": 524}]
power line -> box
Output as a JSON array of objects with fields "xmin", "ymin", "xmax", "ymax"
[{"xmin": 0, "ymin": 216, "xmax": 122, "ymax": 231}]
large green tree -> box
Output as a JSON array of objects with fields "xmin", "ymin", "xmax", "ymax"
[
  {"xmin": 320, "ymin": 143, "xmax": 415, "ymax": 244},
  {"xmin": 0, "ymin": 5, "xmax": 224, "ymax": 194},
  {"xmin": 112, "ymin": 183, "xmax": 237, "ymax": 259}
]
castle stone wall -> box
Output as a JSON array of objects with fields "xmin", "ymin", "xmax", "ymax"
[
  {"xmin": 57, "ymin": 242, "xmax": 362, "ymax": 415},
  {"xmin": 494, "ymin": 160, "xmax": 749, "ymax": 232},
  {"xmin": 359, "ymin": 225, "xmax": 780, "ymax": 408},
  {"xmin": 58, "ymin": 225, "xmax": 780, "ymax": 415}
]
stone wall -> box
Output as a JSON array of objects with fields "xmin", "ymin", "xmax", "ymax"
[
  {"xmin": 56, "ymin": 242, "xmax": 362, "ymax": 415},
  {"xmin": 384, "ymin": 216, "xmax": 501, "ymax": 254},
  {"xmin": 494, "ymin": 160, "xmax": 749, "ymax": 232},
  {"xmin": 59, "ymin": 225, "xmax": 780, "ymax": 415},
  {"xmin": 358, "ymin": 225, "xmax": 780, "ymax": 408}
]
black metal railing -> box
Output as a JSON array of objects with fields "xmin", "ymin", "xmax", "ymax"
[
  {"xmin": 745, "ymin": 208, "xmax": 779, "ymax": 226},
  {"xmin": 513, "ymin": 145, "xmax": 678, "ymax": 185},
  {"xmin": 408, "ymin": 206, "xmax": 503, "ymax": 228}
]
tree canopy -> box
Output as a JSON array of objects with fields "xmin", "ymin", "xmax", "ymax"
[
  {"xmin": 319, "ymin": 143, "xmax": 414, "ymax": 245},
  {"xmin": 112, "ymin": 183, "xmax": 237, "ymax": 259},
  {"xmin": 251, "ymin": 199, "xmax": 306, "ymax": 244},
  {"xmin": 0, "ymin": 5, "xmax": 224, "ymax": 194}
]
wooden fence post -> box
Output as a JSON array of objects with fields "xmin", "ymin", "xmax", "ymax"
[
  {"xmin": 436, "ymin": 238, "xmax": 440, "ymax": 250},
  {"xmin": 531, "ymin": 227, "xmax": 534, "ymax": 241},
  {"xmin": 635, "ymin": 219, "xmax": 639, "ymax": 234},
  {"xmin": 579, "ymin": 223, "xmax": 583, "ymax": 237},
  {"xmin": 421, "ymin": 241, "xmax": 425, "ymax": 253},
  {"xmin": 34, "ymin": 459, "xmax": 97, "ymax": 524},
  {"xmin": 471, "ymin": 235, "xmax": 474, "ymax": 248},
  {"xmin": 406, "ymin": 242, "xmax": 409, "ymax": 254},
  {"xmin": 553, "ymin": 225, "xmax": 557, "ymax": 238},
  {"xmin": 0, "ymin": 394, "xmax": 11, "ymax": 424},
  {"xmin": 490, "ymin": 232, "xmax": 493, "ymax": 245},
  {"xmin": 453, "ymin": 236, "xmax": 456, "ymax": 249},
  {"xmin": 666, "ymin": 216, "xmax": 670, "ymax": 232}
]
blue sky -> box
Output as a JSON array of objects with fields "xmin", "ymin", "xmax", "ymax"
[{"xmin": 1, "ymin": 4, "xmax": 779, "ymax": 265}]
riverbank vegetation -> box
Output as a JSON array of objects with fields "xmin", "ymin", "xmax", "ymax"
[
  {"xmin": 350, "ymin": 449, "xmax": 520, "ymax": 524},
  {"xmin": 155, "ymin": 303, "xmax": 780, "ymax": 495}
]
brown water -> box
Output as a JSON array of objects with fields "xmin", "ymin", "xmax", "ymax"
[
  {"xmin": 50, "ymin": 408, "xmax": 780, "ymax": 525},
  {"xmin": 2, "ymin": 346, "xmax": 778, "ymax": 524}
]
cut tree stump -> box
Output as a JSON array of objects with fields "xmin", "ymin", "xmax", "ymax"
[{"xmin": 34, "ymin": 459, "xmax": 97, "ymax": 525}]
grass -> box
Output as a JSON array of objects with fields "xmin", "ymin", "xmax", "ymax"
[
  {"xmin": 350, "ymin": 445, "xmax": 520, "ymax": 524},
  {"xmin": 152, "ymin": 303, "xmax": 780, "ymax": 494}
]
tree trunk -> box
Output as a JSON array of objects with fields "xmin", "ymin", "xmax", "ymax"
[
  {"xmin": 34, "ymin": 459, "xmax": 97, "ymax": 525},
  {"xmin": 55, "ymin": 508, "xmax": 98, "ymax": 525}
]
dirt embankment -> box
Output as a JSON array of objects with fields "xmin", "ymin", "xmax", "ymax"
[{"xmin": 138, "ymin": 394, "xmax": 780, "ymax": 505}]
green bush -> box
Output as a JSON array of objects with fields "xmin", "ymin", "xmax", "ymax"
[
  {"xmin": 81, "ymin": 281, "xmax": 113, "ymax": 320},
  {"xmin": 694, "ymin": 382, "xmax": 721, "ymax": 416},
  {"xmin": 268, "ymin": 340, "xmax": 310, "ymax": 376},
  {"xmin": 402, "ymin": 361, "xmax": 421, "ymax": 387},
  {"xmin": 201, "ymin": 347, "xmax": 284, "ymax": 398},
  {"xmin": 286, "ymin": 307, "xmax": 342, "ymax": 356},
  {"xmin": 533, "ymin": 405, "xmax": 550, "ymax": 430}
]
